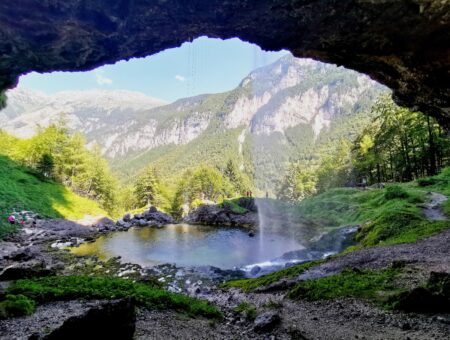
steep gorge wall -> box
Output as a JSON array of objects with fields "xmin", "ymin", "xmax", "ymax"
[{"xmin": 0, "ymin": 1, "xmax": 449, "ymax": 125}]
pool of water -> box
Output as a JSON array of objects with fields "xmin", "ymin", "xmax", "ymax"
[{"xmin": 70, "ymin": 224, "xmax": 304, "ymax": 269}]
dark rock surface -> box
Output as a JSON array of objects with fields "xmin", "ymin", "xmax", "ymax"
[
  {"xmin": 0, "ymin": 1, "xmax": 450, "ymax": 125},
  {"xmin": 253, "ymin": 311, "xmax": 281, "ymax": 333},
  {"xmin": 118, "ymin": 207, "xmax": 175, "ymax": 228},
  {"xmin": 0, "ymin": 300, "xmax": 135, "ymax": 340}
]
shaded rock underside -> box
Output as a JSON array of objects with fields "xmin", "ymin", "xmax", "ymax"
[{"xmin": 0, "ymin": 0, "xmax": 449, "ymax": 125}]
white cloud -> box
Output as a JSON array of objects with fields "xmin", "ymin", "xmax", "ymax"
[
  {"xmin": 175, "ymin": 75, "xmax": 186, "ymax": 82},
  {"xmin": 95, "ymin": 70, "xmax": 113, "ymax": 86}
]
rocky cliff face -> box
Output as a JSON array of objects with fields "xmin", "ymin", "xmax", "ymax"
[
  {"xmin": 0, "ymin": 89, "xmax": 165, "ymax": 141},
  {"xmin": 0, "ymin": 0, "xmax": 448, "ymax": 127},
  {"xmin": 2, "ymin": 56, "xmax": 384, "ymax": 160}
]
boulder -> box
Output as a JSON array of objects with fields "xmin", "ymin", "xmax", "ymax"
[
  {"xmin": 138, "ymin": 219, "xmax": 148, "ymax": 227},
  {"xmin": 0, "ymin": 300, "xmax": 135, "ymax": 340},
  {"xmin": 123, "ymin": 213, "xmax": 131, "ymax": 222},
  {"xmin": 253, "ymin": 311, "xmax": 281, "ymax": 333},
  {"xmin": 95, "ymin": 217, "xmax": 116, "ymax": 231},
  {"xmin": 0, "ymin": 261, "xmax": 54, "ymax": 281},
  {"xmin": 7, "ymin": 248, "xmax": 35, "ymax": 261}
]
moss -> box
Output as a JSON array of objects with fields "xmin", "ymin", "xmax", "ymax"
[
  {"xmin": 7, "ymin": 275, "xmax": 221, "ymax": 319},
  {"xmin": 287, "ymin": 268, "xmax": 402, "ymax": 307},
  {"xmin": 0, "ymin": 294, "xmax": 36, "ymax": 318},
  {"xmin": 222, "ymin": 260, "xmax": 324, "ymax": 292}
]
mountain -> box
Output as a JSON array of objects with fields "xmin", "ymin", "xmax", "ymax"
[
  {"xmin": 0, "ymin": 55, "xmax": 387, "ymax": 188},
  {"xmin": 109, "ymin": 55, "xmax": 387, "ymax": 186},
  {"xmin": 0, "ymin": 89, "xmax": 166, "ymax": 139}
]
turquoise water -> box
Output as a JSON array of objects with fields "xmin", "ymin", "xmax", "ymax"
[{"xmin": 71, "ymin": 224, "xmax": 304, "ymax": 269}]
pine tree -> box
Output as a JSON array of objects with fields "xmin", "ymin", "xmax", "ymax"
[
  {"xmin": 36, "ymin": 153, "xmax": 54, "ymax": 178},
  {"xmin": 135, "ymin": 166, "xmax": 159, "ymax": 207}
]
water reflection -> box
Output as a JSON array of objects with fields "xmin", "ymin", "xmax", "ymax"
[{"xmin": 70, "ymin": 224, "xmax": 304, "ymax": 269}]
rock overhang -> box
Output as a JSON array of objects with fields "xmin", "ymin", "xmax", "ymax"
[{"xmin": 0, "ymin": 0, "xmax": 449, "ymax": 126}]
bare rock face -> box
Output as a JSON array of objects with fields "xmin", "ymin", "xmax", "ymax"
[
  {"xmin": 0, "ymin": 300, "xmax": 135, "ymax": 340},
  {"xmin": 0, "ymin": 1, "xmax": 449, "ymax": 125}
]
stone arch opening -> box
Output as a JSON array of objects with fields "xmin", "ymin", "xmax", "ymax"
[{"xmin": 0, "ymin": 1, "xmax": 449, "ymax": 126}]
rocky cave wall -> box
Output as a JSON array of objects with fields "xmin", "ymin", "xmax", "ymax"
[{"xmin": 0, "ymin": 0, "xmax": 449, "ymax": 126}]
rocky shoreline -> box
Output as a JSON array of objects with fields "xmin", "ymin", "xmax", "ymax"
[{"xmin": 1, "ymin": 196, "xmax": 450, "ymax": 339}]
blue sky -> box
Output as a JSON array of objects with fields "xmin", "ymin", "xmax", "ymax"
[{"xmin": 18, "ymin": 37, "xmax": 288, "ymax": 103}]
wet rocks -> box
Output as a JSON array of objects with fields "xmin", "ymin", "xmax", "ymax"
[
  {"xmin": 253, "ymin": 311, "xmax": 281, "ymax": 333},
  {"xmin": 117, "ymin": 207, "xmax": 175, "ymax": 230}
]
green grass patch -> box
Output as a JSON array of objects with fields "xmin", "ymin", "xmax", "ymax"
[
  {"xmin": 222, "ymin": 260, "xmax": 324, "ymax": 292},
  {"xmin": 294, "ymin": 181, "xmax": 449, "ymax": 248},
  {"xmin": 0, "ymin": 294, "xmax": 36, "ymax": 319},
  {"xmin": 6, "ymin": 275, "xmax": 221, "ymax": 319},
  {"xmin": 0, "ymin": 156, "xmax": 107, "ymax": 239},
  {"xmin": 287, "ymin": 268, "xmax": 402, "ymax": 306}
]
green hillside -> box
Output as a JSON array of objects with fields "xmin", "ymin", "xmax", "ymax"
[
  {"xmin": 0, "ymin": 155, "xmax": 107, "ymax": 239},
  {"xmin": 110, "ymin": 56, "xmax": 385, "ymax": 192}
]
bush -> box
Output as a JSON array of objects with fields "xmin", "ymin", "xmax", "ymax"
[
  {"xmin": 0, "ymin": 294, "xmax": 36, "ymax": 318},
  {"xmin": 384, "ymin": 185, "xmax": 409, "ymax": 200}
]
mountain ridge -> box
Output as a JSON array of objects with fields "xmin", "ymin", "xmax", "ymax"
[{"xmin": 0, "ymin": 55, "xmax": 387, "ymax": 187}]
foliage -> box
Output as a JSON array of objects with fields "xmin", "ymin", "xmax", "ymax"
[
  {"xmin": 223, "ymin": 159, "xmax": 252, "ymax": 196},
  {"xmin": 222, "ymin": 260, "xmax": 324, "ymax": 292},
  {"xmin": 276, "ymin": 164, "xmax": 317, "ymax": 202},
  {"xmin": 0, "ymin": 294, "xmax": 36, "ymax": 319},
  {"xmin": 7, "ymin": 275, "xmax": 221, "ymax": 319},
  {"xmin": 352, "ymin": 95, "xmax": 450, "ymax": 185},
  {"xmin": 134, "ymin": 166, "xmax": 160, "ymax": 207},
  {"xmin": 36, "ymin": 153, "xmax": 54, "ymax": 179},
  {"xmin": 0, "ymin": 155, "xmax": 106, "ymax": 239},
  {"xmin": 171, "ymin": 164, "xmax": 238, "ymax": 217},
  {"xmin": 287, "ymin": 268, "xmax": 401, "ymax": 305},
  {"xmin": 0, "ymin": 122, "xmax": 120, "ymax": 216}
]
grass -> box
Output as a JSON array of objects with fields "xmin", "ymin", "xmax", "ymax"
[
  {"xmin": 295, "ymin": 177, "xmax": 450, "ymax": 248},
  {"xmin": 221, "ymin": 260, "xmax": 324, "ymax": 292},
  {"xmin": 233, "ymin": 301, "xmax": 257, "ymax": 321},
  {"xmin": 222, "ymin": 169, "xmax": 450, "ymax": 293},
  {"xmin": 0, "ymin": 155, "xmax": 107, "ymax": 239},
  {"xmin": 287, "ymin": 267, "xmax": 402, "ymax": 307},
  {"xmin": 220, "ymin": 198, "xmax": 248, "ymax": 214},
  {"xmin": 0, "ymin": 294, "xmax": 36, "ymax": 319},
  {"xmin": 6, "ymin": 275, "xmax": 221, "ymax": 319}
]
